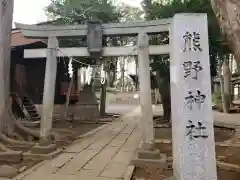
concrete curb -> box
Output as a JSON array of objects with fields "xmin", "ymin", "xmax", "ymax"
[
  {"xmin": 155, "ymin": 138, "xmax": 240, "ymax": 148},
  {"xmin": 214, "ymin": 122, "xmax": 240, "ymax": 129},
  {"xmin": 13, "ymin": 161, "xmax": 45, "ymax": 180},
  {"xmin": 123, "ymin": 165, "xmax": 135, "ymax": 180},
  {"xmin": 217, "ymin": 161, "xmax": 240, "ymax": 172}
]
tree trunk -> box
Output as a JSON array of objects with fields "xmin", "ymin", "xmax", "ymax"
[
  {"xmin": 219, "ymin": 59, "xmax": 231, "ymax": 113},
  {"xmin": 108, "ymin": 58, "xmax": 117, "ymax": 88},
  {"xmin": 211, "ymin": 0, "xmax": 240, "ymax": 65},
  {"xmin": 223, "ymin": 60, "xmax": 231, "ymax": 112},
  {"xmin": 156, "ymin": 71, "xmax": 171, "ymax": 122},
  {"xmin": 0, "ymin": 0, "xmax": 14, "ymax": 132},
  {"xmin": 0, "ymin": 2, "xmax": 5, "ymax": 128},
  {"xmin": 220, "ymin": 74, "xmax": 227, "ymax": 113},
  {"xmin": 3, "ymin": 0, "xmax": 13, "ymax": 99},
  {"xmin": 109, "ymin": 38, "xmax": 118, "ymax": 88},
  {"xmin": 0, "ymin": 1, "xmax": 38, "ymax": 145}
]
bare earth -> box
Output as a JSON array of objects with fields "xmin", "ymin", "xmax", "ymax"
[{"xmin": 132, "ymin": 120, "xmax": 240, "ymax": 180}]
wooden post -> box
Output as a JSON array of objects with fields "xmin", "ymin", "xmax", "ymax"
[
  {"xmin": 64, "ymin": 74, "xmax": 74, "ymax": 118},
  {"xmin": 100, "ymin": 60, "xmax": 107, "ymax": 116},
  {"xmin": 137, "ymin": 32, "xmax": 154, "ymax": 149},
  {"xmin": 120, "ymin": 59, "xmax": 125, "ymax": 92},
  {"xmin": 100, "ymin": 80, "xmax": 107, "ymax": 116},
  {"xmin": 170, "ymin": 14, "xmax": 217, "ymax": 180},
  {"xmin": 40, "ymin": 36, "xmax": 58, "ymax": 143},
  {"xmin": 135, "ymin": 56, "xmax": 139, "ymax": 91}
]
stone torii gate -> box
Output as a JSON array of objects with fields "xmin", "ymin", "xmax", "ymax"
[
  {"xmin": 16, "ymin": 13, "xmax": 217, "ymax": 180},
  {"xmin": 15, "ymin": 19, "xmax": 170, "ymax": 146}
]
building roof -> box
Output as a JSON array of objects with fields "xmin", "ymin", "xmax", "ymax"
[
  {"xmin": 11, "ymin": 29, "xmax": 45, "ymax": 47},
  {"xmin": 11, "ymin": 19, "xmax": 62, "ymax": 47}
]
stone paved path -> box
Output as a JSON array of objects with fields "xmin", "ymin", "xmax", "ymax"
[{"xmin": 13, "ymin": 107, "xmax": 142, "ymax": 180}]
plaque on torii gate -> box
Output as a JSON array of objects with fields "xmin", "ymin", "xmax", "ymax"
[
  {"xmin": 87, "ymin": 20, "xmax": 103, "ymax": 87},
  {"xmin": 87, "ymin": 20, "xmax": 103, "ymax": 58}
]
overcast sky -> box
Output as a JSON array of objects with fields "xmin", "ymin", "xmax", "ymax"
[{"xmin": 13, "ymin": 0, "xmax": 141, "ymax": 26}]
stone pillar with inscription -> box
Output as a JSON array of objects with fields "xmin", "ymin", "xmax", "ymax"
[{"xmin": 170, "ymin": 14, "xmax": 217, "ymax": 180}]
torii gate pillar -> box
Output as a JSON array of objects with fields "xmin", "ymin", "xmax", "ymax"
[
  {"xmin": 40, "ymin": 36, "xmax": 58, "ymax": 143},
  {"xmin": 131, "ymin": 33, "xmax": 167, "ymax": 170}
]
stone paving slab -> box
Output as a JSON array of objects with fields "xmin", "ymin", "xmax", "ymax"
[
  {"xmin": 87, "ymin": 137, "xmax": 116, "ymax": 150},
  {"xmin": 100, "ymin": 162, "xmax": 127, "ymax": 178},
  {"xmin": 64, "ymin": 138, "xmax": 96, "ymax": 153},
  {"xmin": 58, "ymin": 149, "xmax": 99, "ymax": 174},
  {"xmin": 83, "ymin": 147, "xmax": 120, "ymax": 171},
  {"xmin": 110, "ymin": 150, "xmax": 135, "ymax": 164},
  {"xmin": 52, "ymin": 174, "xmax": 121, "ymax": 180},
  {"xmin": 78, "ymin": 169, "xmax": 102, "ymax": 177},
  {"xmin": 14, "ymin": 107, "xmax": 141, "ymax": 180}
]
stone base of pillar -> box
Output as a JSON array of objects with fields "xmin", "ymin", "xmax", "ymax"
[
  {"xmin": 39, "ymin": 137, "xmax": 54, "ymax": 146},
  {"xmin": 31, "ymin": 143, "xmax": 57, "ymax": 154},
  {"xmin": 131, "ymin": 147, "xmax": 167, "ymax": 171},
  {"xmin": 23, "ymin": 148, "xmax": 62, "ymax": 161},
  {"xmin": 137, "ymin": 149, "xmax": 161, "ymax": 159},
  {"xmin": 22, "ymin": 142, "xmax": 61, "ymax": 161}
]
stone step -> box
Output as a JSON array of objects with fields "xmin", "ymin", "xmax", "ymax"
[
  {"xmin": 137, "ymin": 149, "xmax": 161, "ymax": 159},
  {"xmin": 154, "ymin": 139, "xmax": 172, "ymax": 147}
]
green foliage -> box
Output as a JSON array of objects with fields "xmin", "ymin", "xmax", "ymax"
[
  {"xmin": 45, "ymin": 0, "xmax": 124, "ymax": 68},
  {"xmin": 117, "ymin": 5, "xmax": 144, "ymax": 22},
  {"xmin": 148, "ymin": 0, "xmax": 231, "ymax": 77},
  {"xmin": 46, "ymin": 0, "xmax": 121, "ymax": 24}
]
